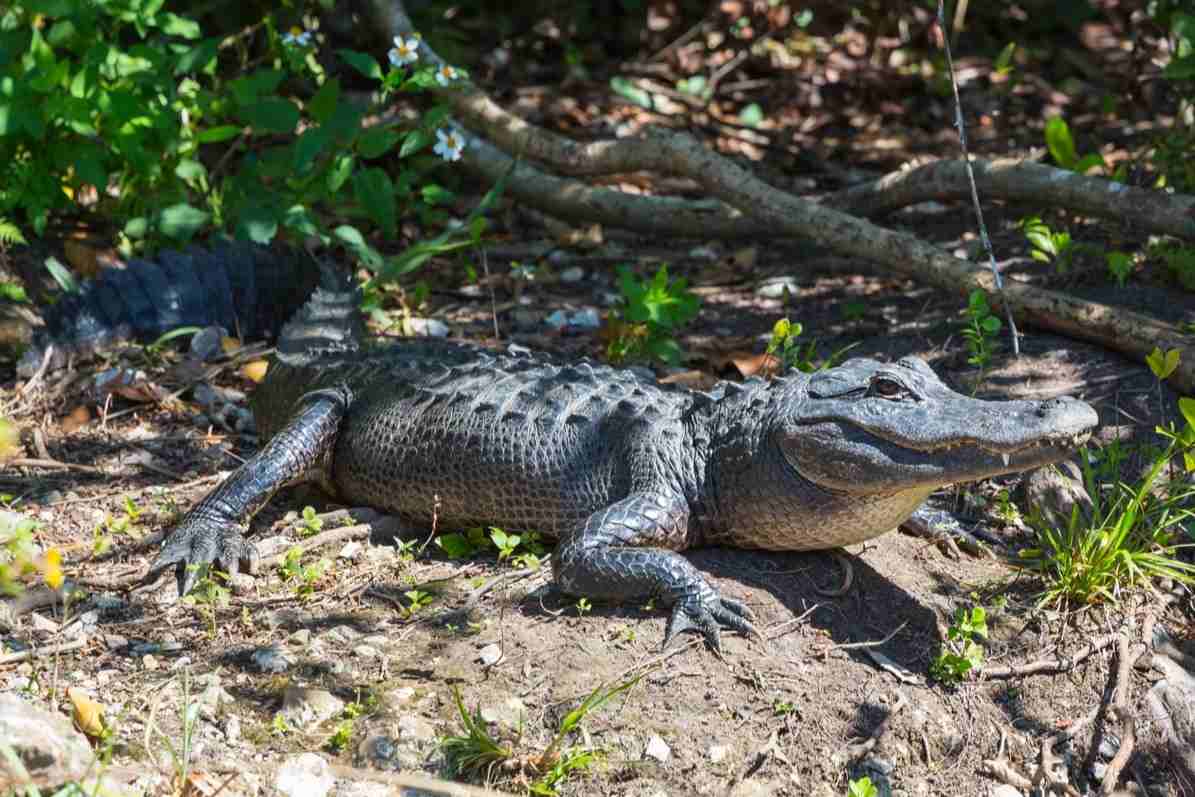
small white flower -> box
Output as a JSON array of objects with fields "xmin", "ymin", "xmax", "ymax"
[
  {"xmin": 388, "ymin": 36, "xmax": 419, "ymax": 67},
  {"xmin": 433, "ymin": 127, "xmax": 466, "ymax": 162},
  {"xmin": 282, "ymin": 28, "xmax": 312, "ymax": 47},
  {"xmin": 434, "ymin": 64, "xmax": 459, "ymax": 86}
]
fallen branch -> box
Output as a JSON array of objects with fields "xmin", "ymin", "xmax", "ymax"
[
  {"xmin": 981, "ymin": 633, "xmax": 1119, "ymax": 679},
  {"xmin": 824, "ymin": 157, "xmax": 1195, "ymax": 240},
  {"xmin": 1100, "ymin": 634, "xmax": 1138, "ymax": 795},
  {"xmin": 371, "ymin": 3, "xmax": 1195, "ymax": 391},
  {"xmin": 0, "ymin": 636, "xmax": 87, "ymax": 665}
]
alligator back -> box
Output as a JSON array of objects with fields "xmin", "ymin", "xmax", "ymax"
[{"xmin": 20, "ymin": 242, "xmax": 322, "ymax": 374}]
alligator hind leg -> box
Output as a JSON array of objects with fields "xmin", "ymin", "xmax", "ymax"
[
  {"xmin": 148, "ymin": 386, "xmax": 352, "ymax": 596},
  {"xmin": 554, "ymin": 492, "xmax": 757, "ymax": 653}
]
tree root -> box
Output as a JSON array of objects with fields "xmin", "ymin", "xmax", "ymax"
[{"xmin": 365, "ymin": 0, "xmax": 1195, "ymax": 390}]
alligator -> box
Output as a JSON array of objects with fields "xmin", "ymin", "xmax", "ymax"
[{"xmin": 24, "ymin": 243, "xmax": 1099, "ymax": 650}]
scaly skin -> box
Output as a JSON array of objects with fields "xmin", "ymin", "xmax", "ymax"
[{"xmin": 31, "ymin": 243, "xmax": 1100, "ymax": 652}]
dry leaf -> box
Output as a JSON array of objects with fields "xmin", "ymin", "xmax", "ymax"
[
  {"xmin": 241, "ymin": 360, "xmax": 269, "ymax": 383},
  {"xmin": 60, "ymin": 405, "xmax": 91, "ymax": 434},
  {"xmin": 221, "ymin": 336, "xmax": 242, "ymax": 354},
  {"xmin": 657, "ymin": 370, "xmax": 717, "ymax": 390},
  {"xmin": 729, "ymin": 246, "xmax": 758, "ymax": 269},
  {"xmin": 63, "ymin": 239, "xmax": 102, "ymax": 279},
  {"xmin": 726, "ymin": 351, "xmax": 780, "ymax": 378},
  {"xmin": 68, "ymin": 687, "xmax": 106, "ymax": 739},
  {"xmin": 0, "ymin": 418, "xmax": 20, "ymax": 462}
]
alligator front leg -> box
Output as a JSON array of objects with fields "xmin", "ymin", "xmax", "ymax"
[
  {"xmin": 554, "ymin": 492, "xmax": 757, "ymax": 653},
  {"xmin": 147, "ymin": 386, "xmax": 351, "ymax": 596}
]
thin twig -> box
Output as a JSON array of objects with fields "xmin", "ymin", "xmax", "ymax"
[
  {"xmin": 0, "ymin": 636, "xmax": 87, "ymax": 665},
  {"xmin": 936, "ymin": 0, "xmax": 1020, "ymax": 354}
]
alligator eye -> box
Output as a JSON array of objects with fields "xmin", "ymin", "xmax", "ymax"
[{"xmin": 871, "ymin": 377, "xmax": 905, "ymax": 398}]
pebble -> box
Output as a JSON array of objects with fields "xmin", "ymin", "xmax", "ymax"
[
  {"xmin": 559, "ymin": 266, "xmax": 585, "ymax": 283},
  {"xmin": 275, "ymin": 753, "xmax": 333, "ymax": 797},
  {"xmin": 406, "ymin": 317, "xmax": 450, "ymax": 337},
  {"xmin": 708, "ymin": 743, "xmax": 729, "ymax": 763},
  {"xmin": 353, "ymin": 644, "xmax": 380, "ymax": 659},
  {"xmin": 250, "ymin": 646, "xmax": 292, "ymax": 673},
  {"xmin": 644, "ymin": 735, "xmax": 671, "ymax": 763},
  {"xmin": 338, "ymin": 541, "xmax": 364, "ymax": 560},
  {"xmin": 755, "ymin": 276, "xmax": 800, "ymax": 299},
  {"xmin": 478, "ymin": 643, "xmax": 502, "ymax": 666}
]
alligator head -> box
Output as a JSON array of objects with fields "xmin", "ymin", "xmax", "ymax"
[{"xmin": 778, "ymin": 356, "xmax": 1098, "ymax": 494}]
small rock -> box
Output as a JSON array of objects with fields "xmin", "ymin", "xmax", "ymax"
[
  {"xmin": 644, "ymin": 735, "xmax": 670, "ymax": 763},
  {"xmin": 478, "ymin": 643, "xmax": 502, "ymax": 666},
  {"xmin": 275, "ymin": 753, "xmax": 333, "ymax": 797},
  {"xmin": 250, "ymin": 646, "xmax": 293, "ymax": 673},
  {"xmin": 189, "ymin": 326, "xmax": 228, "ymax": 362},
  {"xmin": 1019, "ymin": 461, "xmax": 1091, "ymax": 529},
  {"xmin": 688, "ymin": 245, "xmax": 719, "ymax": 260},
  {"xmin": 755, "ymin": 276, "xmax": 800, "ymax": 299},
  {"xmin": 223, "ymin": 714, "xmax": 241, "ymax": 744},
  {"xmin": 559, "ymin": 266, "xmax": 585, "ymax": 283},
  {"xmin": 338, "ymin": 541, "xmax": 364, "ymax": 560},
  {"xmin": 707, "ymin": 743, "xmax": 729, "ymax": 763},
  {"xmin": 387, "ymin": 686, "xmax": 416, "ymax": 705},
  {"xmin": 405, "ymin": 318, "xmax": 450, "ymax": 337},
  {"xmin": 288, "ymin": 629, "xmax": 311, "ymax": 646},
  {"xmin": 988, "ymin": 785, "xmax": 1024, "ymax": 797},
  {"xmin": 336, "ymin": 780, "xmax": 392, "ymax": 797},
  {"xmin": 279, "ymin": 687, "xmax": 345, "ymax": 728},
  {"xmin": 142, "ymin": 654, "xmax": 159, "ymax": 671},
  {"xmin": 397, "ymin": 714, "xmax": 437, "ymax": 743},
  {"xmin": 354, "ymin": 644, "xmax": 380, "ymax": 659},
  {"xmin": 0, "ymin": 693, "xmax": 95, "ymax": 785}
]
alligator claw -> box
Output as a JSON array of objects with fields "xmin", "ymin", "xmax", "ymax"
[
  {"xmin": 145, "ymin": 515, "xmax": 258, "ymax": 596},
  {"xmin": 663, "ymin": 589, "xmax": 758, "ymax": 653}
]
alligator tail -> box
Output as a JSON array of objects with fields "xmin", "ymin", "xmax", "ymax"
[
  {"xmin": 19, "ymin": 242, "xmax": 324, "ymax": 375},
  {"xmin": 274, "ymin": 263, "xmax": 367, "ymax": 365}
]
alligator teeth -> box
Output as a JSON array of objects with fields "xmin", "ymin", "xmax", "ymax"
[{"xmin": 1001, "ymin": 453, "xmax": 1010, "ymax": 466}]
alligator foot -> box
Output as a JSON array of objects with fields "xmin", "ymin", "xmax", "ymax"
[
  {"xmin": 146, "ymin": 514, "xmax": 259, "ymax": 596},
  {"xmin": 900, "ymin": 506, "xmax": 997, "ymax": 559},
  {"xmin": 663, "ymin": 585, "xmax": 757, "ymax": 653}
]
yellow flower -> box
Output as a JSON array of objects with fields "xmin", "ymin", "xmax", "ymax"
[{"xmin": 43, "ymin": 547, "xmax": 64, "ymax": 589}]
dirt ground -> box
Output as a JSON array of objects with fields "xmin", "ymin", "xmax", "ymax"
[{"xmin": 2, "ymin": 229, "xmax": 1194, "ymax": 797}]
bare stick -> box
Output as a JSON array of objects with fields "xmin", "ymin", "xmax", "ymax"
[
  {"xmin": 0, "ymin": 636, "xmax": 87, "ymax": 665},
  {"xmin": 1099, "ymin": 634, "xmax": 1137, "ymax": 795},
  {"xmin": 981, "ymin": 633, "xmax": 1119, "ymax": 679},
  {"xmin": 935, "ymin": 0, "xmax": 1019, "ymax": 354}
]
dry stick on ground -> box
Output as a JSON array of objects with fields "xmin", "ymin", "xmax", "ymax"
[
  {"xmin": 367, "ymin": 0, "xmax": 1195, "ymax": 390},
  {"xmin": 981, "ymin": 633, "xmax": 1120, "ymax": 680},
  {"xmin": 0, "ymin": 636, "xmax": 87, "ymax": 665},
  {"xmin": 1100, "ymin": 634, "xmax": 1138, "ymax": 795}
]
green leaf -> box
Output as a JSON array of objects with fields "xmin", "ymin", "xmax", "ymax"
[
  {"xmin": 236, "ymin": 205, "xmax": 278, "ymax": 244},
  {"xmin": 994, "ymin": 42, "xmax": 1017, "ymax": 74},
  {"xmin": 293, "ymin": 126, "xmax": 331, "ymax": 172},
  {"xmin": 238, "ymin": 97, "xmax": 300, "ymax": 134},
  {"xmin": 229, "ymin": 70, "xmax": 285, "ymax": 105},
  {"xmin": 1179, "ymin": 397, "xmax": 1195, "ymax": 431},
  {"xmin": 352, "ymin": 168, "xmax": 397, "ymax": 238},
  {"xmin": 74, "ymin": 152, "xmax": 107, "ymax": 189},
  {"xmin": 124, "ymin": 217, "xmax": 149, "ymax": 239},
  {"xmin": 436, "ymin": 533, "xmax": 475, "ymax": 559},
  {"xmin": 738, "ymin": 102, "xmax": 764, "ymax": 127},
  {"xmin": 1073, "ymin": 152, "xmax": 1106, "ymax": 174},
  {"xmin": 308, "ymin": 78, "xmax": 341, "ymax": 124},
  {"xmin": 158, "ymin": 203, "xmax": 209, "ymax": 241},
  {"xmin": 357, "ymin": 127, "xmax": 400, "ymax": 158},
  {"xmin": 399, "ymin": 129, "xmax": 431, "ymax": 158},
  {"xmin": 174, "ymin": 159, "xmax": 207, "ymax": 187},
  {"xmin": 197, "ymin": 125, "xmax": 241, "ymax": 143},
  {"xmin": 980, "ymin": 315, "xmax": 1002, "ymax": 334},
  {"xmin": 175, "ymin": 38, "xmax": 219, "ymax": 74},
  {"xmin": 326, "ymin": 154, "xmax": 355, "ymax": 194},
  {"xmin": 44, "ymin": 257, "xmax": 78, "ymax": 293},
  {"xmin": 609, "ymin": 76, "xmax": 653, "ymax": 109},
  {"xmin": 1147, "ymin": 347, "xmax": 1180, "ymax": 380},
  {"xmin": 1044, "ymin": 117, "xmax": 1077, "ymax": 169},
  {"xmin": 159, "ymin": 13, "xmax": 200, "ymax": 38},
  {"xmin": 334, "ymin": 225, "xmax": 385, "ymax": 271},
  {"xmin": 421, "ymin": 184, "xmax": 454, "ymax": 205},
  {"xmin": 338, "ymin": 49, "xmax": 382, "ymax": 80}
]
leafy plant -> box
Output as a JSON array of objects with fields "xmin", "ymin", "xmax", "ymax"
[
  {"xmin": 607, "ymin": 264, "xmax": 700, "ymax": 365},
  {"xmin": 278, "ymin": 546, "xmax": 330, "ymax": 600},
  {"xmin": 1044, "ymin": 116, "xmax": 1106, "ymax": 174},
  {"xmin": 575, "ymin": 597, "xmax": 592, "ymax": 617},
  {"xmin": 1018, "ymin": 434, "xmax": 1195, "ymax": 609},
  {"xmin": 0, "ymin": 3, "xmax": 486, "ymax": 281},
  {"xmin": 442, "ymin": 676, "xmax": 639, "ymax": 794},
  {"xmin": 299, "ymin": 506, "xmax": 324, "ymax": 538},
  {"xmin": 929, "ymin": 606, "xmax": 988, "ymax": 684},
  {"xmin": 1105, "ymin": 251, "xmax": 1134, "ymax": 287},
  {"xmin": 847, "ymin": 776, "xmax": 879, "ymax": 797},
  {"xmin": 1153, "ymin": 243, "xmax": 1195, "ymax": 292},
  {"xmin": 1020, "ymin": 216, "xmax": 1075, "ymax": 272},
  {"xmin": 402, "ymin": 589, "xmax": 434, "ymax": 616},
  {"xmin": 960, "ymin": 289, "xmax": 1002, "ymax": 375},
  {"xmin": 766, "ymin": 318, "xmax": 858, "ymax": 374}
]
